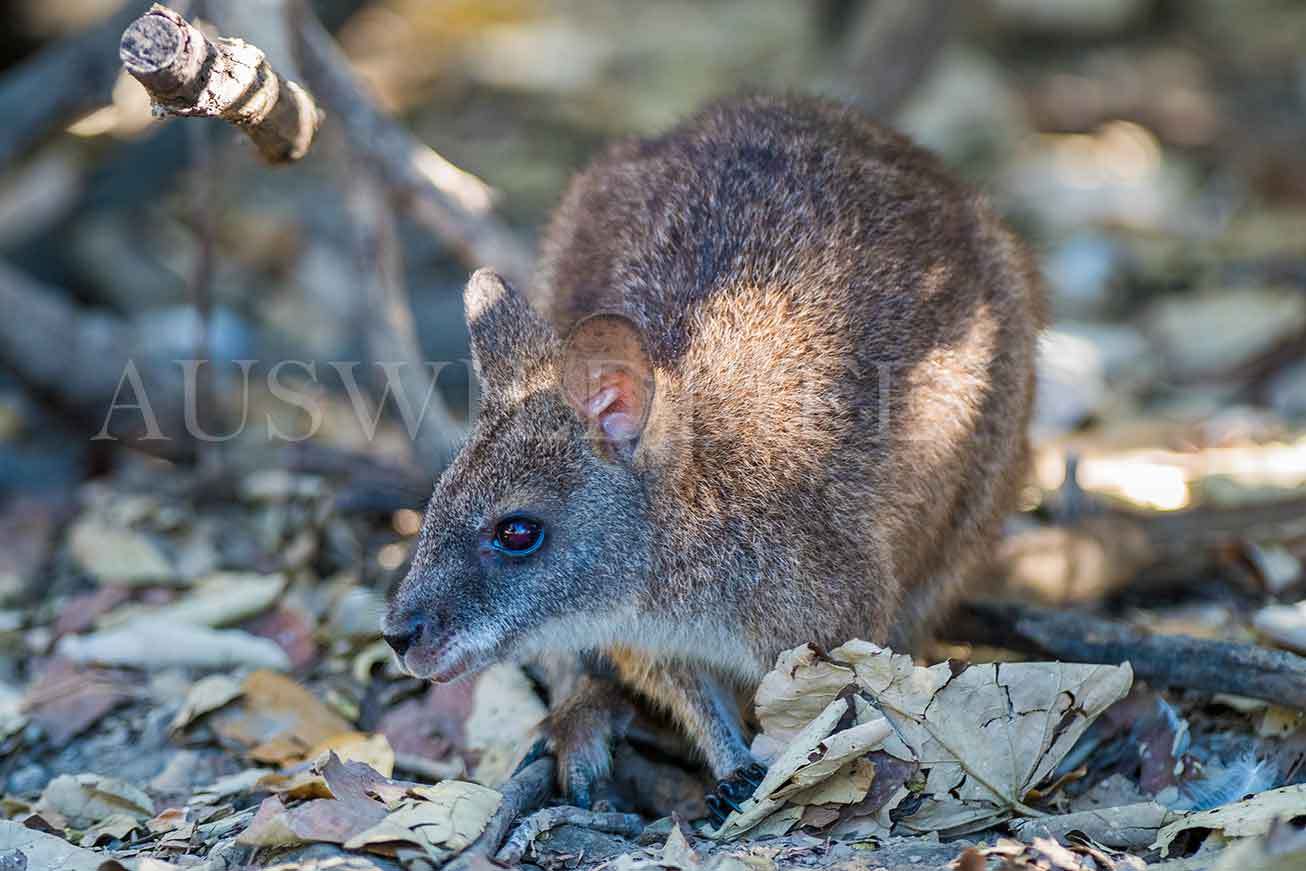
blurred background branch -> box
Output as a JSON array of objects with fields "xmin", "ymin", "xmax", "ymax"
[{"xmin": 0, "ymin": 0, "xmax": 149, "ymax": 170}]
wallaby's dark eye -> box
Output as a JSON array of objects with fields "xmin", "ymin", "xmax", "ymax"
[{"xmin": 492, "ymin": 517, "xmax": 544, "ymax": 556}]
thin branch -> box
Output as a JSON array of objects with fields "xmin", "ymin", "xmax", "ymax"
[
  {"xmin": 120, "ymin": 3, "xmax": 322, "ymax": 163},
  {"xmin": 0, "ymin": 1, "xmax": 149, "ymax": 169},
  {"xmin": 495, "ymin": 806, "xmax": 645, "ymax": 865},
  {"xmin": 950, "ymin": 601, "xmax": 1306, "ymax": 711},
  {"xmin": 838, "ymin": 0, "xmax": 957, "ymax": 120},
  {"xmin": 346, "ymin": 153, "xmax": 467, "ymax": 464},
  {"xmin": 185, "ymin": 0, "xmax": 222, "ymax": 472},
  {"xmin": 0, "ymin": 259, "xmax": 192, "ymax": 460},
  {"xmin": 287, "ymin": 0, "xmax": 533, "ymax": 287},
  {"xmin": 443, "ymin": 756, "xmax": 556, "ymax": 871}
]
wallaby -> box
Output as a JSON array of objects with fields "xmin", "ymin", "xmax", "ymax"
[{"xmin": 383, "ymin": 95, "xmax": 1044, "ymax": 817}]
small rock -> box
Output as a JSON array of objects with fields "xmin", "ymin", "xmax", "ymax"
[
  {"xmin": 1044, "ymin": 234, "xmax": 1124, "ymax": 318},
  {"xmin": 1254, "ymin": 602, "xmax": 1306, "ymax": 654},
  {"xmin": 988, "ymin": 0, "xmax": 1151, "ymax": 36},
  {"xmin": 67, "ymin": 517, "xmax": 173, "ymax": 587},
  {"xmin": 1268, "ymin": 359, "xmax": 1306, "ymax": 420},
  {"xmin": 56, "ymin": 620, "xmax": 292, "ymax": 671},
  {"xmin": 1146, "ymin": 287, "xmax": 1306, "ymax": 380},
  {"xmin": 5, "ymin": 764, "xmax": 48, "ymax": 797}
]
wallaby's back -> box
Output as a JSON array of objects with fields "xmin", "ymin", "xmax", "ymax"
[{"xmin": 534, "ymin": 95, "xmax": 1043, "ymax": 657}]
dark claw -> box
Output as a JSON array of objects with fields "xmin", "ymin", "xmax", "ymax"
[
  {"xmin": 700, "ymin": 761, "xmax": 769, "ymax": 828},
  {"xmin": 704, "ymin": 794, "xmax": 728, "ymax": 827},
  {"xmin": 717, "ymin": 777, "xmax": 752, "ymax": 806},
  {"xmin": 513, "ymin": 737, "xmax": 551, "ymax": 777}
]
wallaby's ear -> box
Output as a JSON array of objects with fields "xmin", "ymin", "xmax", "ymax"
[
  {"xmin": 464, "ymin": 269, "xmax": 557, "ymax": 397},
  {"xmin": 561, "ymin": 314, "xmax": 655, "ymax": 458}
]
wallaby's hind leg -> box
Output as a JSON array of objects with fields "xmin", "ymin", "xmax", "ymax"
[
  {"xmin": 610, "ymin": 651, "xmax": 756, "ymax": 777},
  {"xmin": 531, "ymin": 647, "xmax": 763, "ymax": 815},
  {"xmin": 608, "ymin": 650, "xmax": 762, "ymax": 822}
]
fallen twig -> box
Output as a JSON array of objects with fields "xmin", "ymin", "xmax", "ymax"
[
  {"xmin": 989, "ymin": 496, "xmax": 1306, "ymax": 605},
  {"xmin": 1009, "ymin": 801, "xmax": 1176, "ymax": 852},
  {"xmin": 120, "ymin": 3, "xmax": 322, "ymax": 163},
  {"xmin": 951, "ymin": 601, "xmax": 1306, "ymax": 711},
  {"xmin": 287, "ymin": 0, "xmax": 534, "ymax": 287},
  {"xmin": 444, "ymin": 756, "xmax": 556, "ymax": 871},
  {"xmin": 495, "ymin": 806, "xmax": 645, "ymax": 865}
]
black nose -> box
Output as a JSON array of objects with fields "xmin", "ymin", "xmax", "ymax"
[{"xmin": 384, "ymin": 616, "xmax": 428, "ymax": 658}]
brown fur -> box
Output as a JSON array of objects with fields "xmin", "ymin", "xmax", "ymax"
[{"xmin": 384, "ymin": 95, "xmax": 1044, "ymax": 798}]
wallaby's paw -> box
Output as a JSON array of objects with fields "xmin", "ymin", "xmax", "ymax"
[
  {"xmin": 556, "ymin": 743, "xmax": 609, "ymax": 809},
  {"xmin": 703, "ymin": 761, "xmax": 767, "ymax": 827},
  {"xmin": 511, "ymin": 736, "xmax": 607, "ymax": 807}
]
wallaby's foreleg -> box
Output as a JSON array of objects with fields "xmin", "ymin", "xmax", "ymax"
[{"xmin": 537, "ymin": 671, "xmax": 635, "ymax": 808}]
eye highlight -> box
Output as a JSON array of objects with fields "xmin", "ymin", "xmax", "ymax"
[{"xmin": 491, "ymin": 517, "xmax": 545, "ymax": 556}]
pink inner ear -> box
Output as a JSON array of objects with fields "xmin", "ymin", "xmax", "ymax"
[
  {"xmin": 585, "ymin": 385, "xmax": 620, "ymax": 419},
  {"xmin": 584, "ymin": 375, "xmax": 643, "ymax": 442}
]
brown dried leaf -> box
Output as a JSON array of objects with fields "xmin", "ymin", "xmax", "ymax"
[
  {"xmin": 56, "ymin": 620, "xmax": 291, "ymax": 671},
  {"xmin": 97, "ymin": 572, "xmax": 284, "ymax": 630},
  {"xmin": 21, "ymin": 658, "xmax": 134, "ymax": 747},
  {"xmin": 237, "ymin": 793, "xmax": 388, "ymax": 849},
  {"xmin": 719, "ymin": 642, "xmax": 1133, "ymax": 840},
  {"xmin": 67, "ymin": 517, "xmax": 173, "ymax": 586},
  {"xmin": 210, "ymin": 670, "xmax": 354, "ymax": 764},
  {"xmin": 258, "ymin": 734, "xmax": 396, "ymax": 799},
  {"xmin": 344, "ymin": 780, "xmax": 501, "ymax": 857},
  {"xmin": 169, "ymin": 673, "xmax": 244, "ymax": 733},
  {"xmin": 837, "ymin": 642, "xmax": 1133, "ymax": 835},
  {"xmin": 754, "ymin": 644, "xmax": 858, "ymax": 743},
  {"xmin": 78, "ymin": 812, "xmax": 140, "ymax": 846}
]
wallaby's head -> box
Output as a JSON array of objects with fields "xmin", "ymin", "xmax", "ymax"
[{"xmin": 383, "ymin": 269, "xmax": 667, "ymax": 681}]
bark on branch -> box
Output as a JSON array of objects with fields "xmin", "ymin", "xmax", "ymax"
[
  {"xmin": 120, "ymin": 3, "xmax": 322, "ymax": 163},
  {"xmin": 496, "ymin": 807, "xmax": 645, "ymax": 865},
  {"xmin": 950, "ymin": 601, "xmax": 1306, "ymax": 711}
]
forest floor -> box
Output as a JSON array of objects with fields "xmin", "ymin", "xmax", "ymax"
[{"xmin": 4, "ymin": 1, "xmax": 1306, "ymax": 869}]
